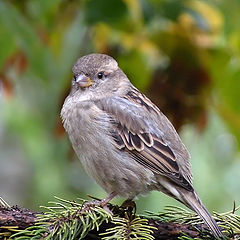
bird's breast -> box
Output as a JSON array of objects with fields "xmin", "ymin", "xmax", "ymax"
[
  {"xmin": 61, "ymin": 99, "xmax": 112, "ymax": 152},
  {"xmin": 61, "ymin": 96, "xmax": 156, "ymax": 198}
]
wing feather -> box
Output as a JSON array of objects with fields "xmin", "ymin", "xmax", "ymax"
[
  {"xmin": 95, "ymin": 88, "xmax": 193, "ymax": 191},
  {"xmin": 138, "ymin": 132, "xmax": 153, "ymax": 147}
]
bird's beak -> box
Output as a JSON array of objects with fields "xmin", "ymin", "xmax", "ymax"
[{"xmin": 76, "ymin": 74, "xmax": 93, "ymax": 88}]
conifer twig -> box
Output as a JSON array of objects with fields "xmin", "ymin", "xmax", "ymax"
[{"xmin": 0, "ymin": 197, "xmax": 239, "ymax": 239}]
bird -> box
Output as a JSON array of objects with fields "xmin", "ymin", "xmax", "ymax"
[{"xmin": 61, "ymin": 53, "xmax": 223, "ymax": 239}]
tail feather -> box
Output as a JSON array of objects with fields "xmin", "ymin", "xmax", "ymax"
[{"xmin": 182, "ymin": 191, "xmax": 224, "ymax": 239}]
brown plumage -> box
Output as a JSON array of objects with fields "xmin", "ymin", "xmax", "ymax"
[{"xmin": 61, "ymin": 53, "xmax": 223, "ymax": 239}]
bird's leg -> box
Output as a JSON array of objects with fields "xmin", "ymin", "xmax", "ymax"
[
  {"xmin": 99, "ymin": 192, "xmax": 117, "ymax": 213},
  {"xmin": 83, "ymin": 192, "xmax": 117, "ymax": 214},
  {"xmin": 99, "ymin": 192, "xmax": 117, "ymax": 207}
]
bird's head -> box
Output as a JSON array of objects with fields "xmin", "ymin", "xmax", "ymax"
[{"xmin": 71, "ymin": 53, "xmax": 130, "ymax": 98}]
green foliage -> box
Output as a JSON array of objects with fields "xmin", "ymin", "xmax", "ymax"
[
  {"xmin": 101, "ymin": 215, "xmax": 155, "ymax": 240},
  {"xmin": 146, "ymin": 206, "xmax": 205, "ymax": 225},
  {"xmin": 84, "ymin": 0, "xmax": 128, "ymax": 25},
  {"xmin": 1, "ymin": 197, "xmax": 240, "ymax": 239},
  {"xmin": 7, "ymin": 197, "xmax": 156, "ymax": 240},
  {"xmin": 11, "ymin": 197, "xmax": 112, "ymax": 239},
  {"xmin": 145, "ymin": 205, "xmax": 240, "ymax": 239},
  {"xmin": 0, "ymin": 0, "xmax": 240, "ymax": 216}
]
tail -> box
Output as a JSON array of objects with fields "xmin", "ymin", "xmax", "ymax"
[{"xmin": 181, "ymin": 191, "xmax": 224, "ymax": 239}]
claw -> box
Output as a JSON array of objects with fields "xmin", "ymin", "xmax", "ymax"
[
  {"xmin": 120, "ymin": 199, "xmax": 136, "ymax": 218},
  {"xmin": 82, "ymin": 192, "xmax": 117, "ymax": 214}
]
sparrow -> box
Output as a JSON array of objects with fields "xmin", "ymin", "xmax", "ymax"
[{"xmin": 61, "ymin": 53, "xmax": 223, "ymax": 239}]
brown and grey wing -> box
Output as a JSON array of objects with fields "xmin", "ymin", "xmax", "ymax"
[{"xmin": 95, "ymin": 96, "xmax": 193, "ymax": 192}]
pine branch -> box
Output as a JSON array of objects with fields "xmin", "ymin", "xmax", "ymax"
[{"xmin": 0, "ymin": 196, "xmax": 239, "ymax": 239}]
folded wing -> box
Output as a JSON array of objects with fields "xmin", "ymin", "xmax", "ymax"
[{"xmin": 95, "ymin": 88, "xmax": 193, "ymax": 191}]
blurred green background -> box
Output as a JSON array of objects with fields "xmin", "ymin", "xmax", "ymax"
[{"xmin": 0, "ymin": 0, "xmax": 240, "ymax": 214}]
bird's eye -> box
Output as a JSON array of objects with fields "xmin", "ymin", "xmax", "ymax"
[{"xmin": 97, "ymin": 72, "xmax": 104, "ymax": 79}]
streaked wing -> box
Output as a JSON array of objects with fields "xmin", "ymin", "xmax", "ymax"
[{"xmin": 95, "ymin": 88, "xmax": 193, "ymax": 191}]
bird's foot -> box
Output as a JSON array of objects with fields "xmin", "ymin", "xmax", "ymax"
[
  {"xmin": 118, "ymin": 199, "xmax": 136, "ymax": 219},
  {"xmin": 120, "ymin": 199, "xmax": 136, "ymax": 214},
  {"xmin": 82, "ymin": 199, "xmax": 111, "ymax": 214},
  {"xmin": 82, "ymin": 192, "xmax": 117, "ymax": 214}
]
